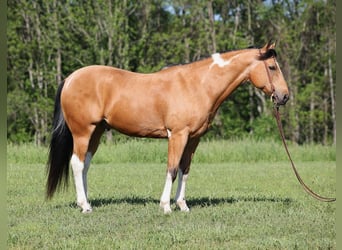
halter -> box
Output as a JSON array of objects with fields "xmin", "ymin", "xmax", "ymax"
[
  {"xmin": 260, "ymin": 49, "xmax": 336, "ymax": 202},
  {"xmin": 259, "ymin": 49, "xmax": 276, "ymax": 102}
]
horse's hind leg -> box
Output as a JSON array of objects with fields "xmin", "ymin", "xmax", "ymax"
[
  {"xmin": 71, "ymin": 123, "xmax": 105, "ymax": 213},
  {"xmin": 71, "ymin": 133, "xmax": 93, "ymax": 213},
  {"xmin": 175, "ymin": 137, "xmax": 200, "ymax": 212},
  {"xmin": 82, "ymin": 122, "xmax": 107, "ymax": 201}
]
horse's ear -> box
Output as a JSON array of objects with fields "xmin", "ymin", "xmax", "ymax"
[
  {"xmin": 268, "ymin": 40, "xmax": 277, "ymax": 49},
  {"xmin": 261, "ymin": 40, "xmax": 277, "ymax": 51},
  {"xmin": 258, "ymin": 40, "xmax": 278, "ymax": 60}
]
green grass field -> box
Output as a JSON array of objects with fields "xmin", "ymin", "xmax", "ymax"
[{"xmin": 8, "ymin": 140, "xmax": 336, "ymax": 249}]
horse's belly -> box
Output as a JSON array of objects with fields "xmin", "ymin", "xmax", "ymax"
[{"xmin": 105, "ymin": 111, "xmax": 168, "ymax": 138}]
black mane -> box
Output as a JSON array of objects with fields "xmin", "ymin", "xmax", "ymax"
[
  {"xmin": 258, "ymin": 48, "xmax": 277, "ymax": 60},
  {"xmin": 162, "ymin": 45, "xmax": 277, "ymax": 70}
]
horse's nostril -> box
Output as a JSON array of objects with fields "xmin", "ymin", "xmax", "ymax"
[{"xmin": 273, "ymin": 93, "xmax": 289, "ymax": 105}]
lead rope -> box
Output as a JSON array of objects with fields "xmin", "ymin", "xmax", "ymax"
[
  {"xmin": 273, "ymin": 106, "xmax": 335, "ymax": 202},
  {"xmin": 259, "ymin": 49, "xmax": 335, "ymax": 202}
]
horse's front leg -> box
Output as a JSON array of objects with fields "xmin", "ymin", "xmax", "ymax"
[
  {"xmin": 175, "ymin": 170, "xmax": 189, "ymax": 211},
  {"xmin": 175, "ymin": 137, "xmax": 200, "ymax": 212},
  {"xmin": 160, "ymin": 129, "xmax": 189, "ymax": 214}
]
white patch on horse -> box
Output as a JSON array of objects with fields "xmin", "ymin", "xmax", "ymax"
[
  {"xmin": 210, "ymin": 53, "xmax": 231, "ymax": 69},
  {"xmin": 160, "ymin": 172, "xmax": 173, "ymax": 213},
  {"xmin": 71, "ymin": 154, "xmax": 83, "ymax": 174},
  {"xmin": 175, "ymin": 171, "xmax": 190, "ymax": 212},
  {"xmin": 71, "ymin": 154, "xmax": 92, "ymax": 213},
  {"xmin": 167, "ymin": 129, "xmax": 172, "ymax": 138}
]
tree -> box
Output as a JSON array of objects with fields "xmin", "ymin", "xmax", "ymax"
[{"xmin": 7, "ymin": 0, "xmax": 336, "ymax": 145}]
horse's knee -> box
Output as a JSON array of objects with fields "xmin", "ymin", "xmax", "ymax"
[{"xmin": 168, "ymin": 167, "xmax": 178, "ymax": 182}]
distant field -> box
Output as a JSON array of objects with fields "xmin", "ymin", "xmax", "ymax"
[{"xmin": 7, "ymin": 140, "xmax": 336, "ymax": 249}]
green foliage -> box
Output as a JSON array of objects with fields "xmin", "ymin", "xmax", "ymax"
[
  {"xmin": 7, "ymin": 0, "xmax": 336, "ymax": 145},
  {"xmin": 250, "ymin": 115, "xmax": 279, "ymax": 140}
]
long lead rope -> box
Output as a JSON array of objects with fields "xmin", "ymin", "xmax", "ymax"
[
  {"xmin": 259, "ymin": 48, "xmax": 335, "ymax": 202},
  {"xmin": 274, "ymin": 106, "xmax": 336, "ymax": 202}
]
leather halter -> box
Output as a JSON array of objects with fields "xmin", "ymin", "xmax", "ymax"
[
  {"xmin": 260, "ymin": 50, "xmax": 336, "ymax": 202},
  {"xmin": 260, "ymin": 49, "xmax": 276, "ymax": 96}
]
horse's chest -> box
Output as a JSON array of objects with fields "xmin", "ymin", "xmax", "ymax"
[{"xmin": 189, "ymin": 112, "xmax": 216, "ymax": 137}]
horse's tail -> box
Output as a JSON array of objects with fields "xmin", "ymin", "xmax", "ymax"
[{"xmin": 46, "ymin": 80, "xmax": 73, "ymax": 199}]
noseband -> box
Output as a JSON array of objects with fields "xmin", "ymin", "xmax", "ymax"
[{"xmin": 260, "ymin": 49, "xmax": 336, "ymax": 202}]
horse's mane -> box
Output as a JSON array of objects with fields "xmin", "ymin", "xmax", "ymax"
[
  {"xmin": 258, "ymin": 48, "xmax": 277, "ymax": 60},
  {"xmin": 162, "ymin": 45, "xmax": 276, "ymax": 70}
]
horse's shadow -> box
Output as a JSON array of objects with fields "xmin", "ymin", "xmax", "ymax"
[{"xmin": 68, "ymin": 195, "xmax": 293, "ymax": 209}]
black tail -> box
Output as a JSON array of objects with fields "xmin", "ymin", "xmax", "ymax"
[{"xmin": 46, "ymin": 80, "xmax": 73, "ymax": 199}]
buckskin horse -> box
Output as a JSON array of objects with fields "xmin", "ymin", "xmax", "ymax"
[{"xmin": 46, "ymin": 41, "xmax": 289, "ymax": 213}]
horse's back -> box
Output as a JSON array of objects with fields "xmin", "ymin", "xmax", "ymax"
[{"xmin": 60, "ymin": 64, "xmax": 212, "ymax": 138}]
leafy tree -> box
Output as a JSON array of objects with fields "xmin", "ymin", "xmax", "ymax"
[{"xmin": 7, "ymin": 0, "xmax": 335, "ymax": 145}]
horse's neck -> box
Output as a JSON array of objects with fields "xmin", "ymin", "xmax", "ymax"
[{"xmin": 200, "ymin": 50, "xmax": 256, "ymax": 111}]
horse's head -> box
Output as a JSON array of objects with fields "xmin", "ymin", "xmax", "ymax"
[{"xmin": 248, "ymin": 42, "xmax": 289, "ymax": 106}]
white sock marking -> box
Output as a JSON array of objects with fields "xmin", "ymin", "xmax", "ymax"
[
  {"xmin": 161, "ymin": 172, "xmax": 173, "ymax": 202},
  {"xmin": 175, "ymin": 171, "xmax": 187, "ymax": 201},
  {"xmin": 160, "ymin": 172, "xmax": 173, "ymax": 213},
  {"xmin": 175, "ymin": 171, "xmax": 189, "ymax": 211},
  {"xmin": 71, "ymin": 154, "xmax": 83, "ymax": 174},
  {"xmin": 71, "ymin": 154, "xmax": 92, "ymax": 212}
]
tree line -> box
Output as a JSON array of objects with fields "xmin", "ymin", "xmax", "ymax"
[{"xmin": 7, "ymin": 0, "xmax": 336, "ymax": 145}]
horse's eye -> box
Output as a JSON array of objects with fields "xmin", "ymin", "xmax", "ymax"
[{"xmin": 268, "ymin": 65, "xmax": 276, "ymax": 71}]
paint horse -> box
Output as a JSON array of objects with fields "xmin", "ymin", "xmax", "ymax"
[{"xmin": 47, "ymin": 42, "xmax": 289, "ymax": 213}]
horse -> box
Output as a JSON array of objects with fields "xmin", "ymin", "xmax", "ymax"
[{"xmin": 46, "ymin": 41, "xmax": 289, "ymax": 213}]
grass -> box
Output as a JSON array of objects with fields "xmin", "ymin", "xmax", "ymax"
[
  {"xmin": 7, "ymin": 140, "xmax": 336, "ymax": 249},
  {"xmin": 7, "ymin": 138, "xmax": 335, "ymax": 164}
]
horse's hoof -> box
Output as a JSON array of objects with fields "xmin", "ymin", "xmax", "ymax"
[
  {"xmin": 160, "ymin": 201, "xmax": 172, "ymax": 214},
  {"xmin": 180, "ymin": 207, "xmax": 190, "ymax": 212},
  {"xmin": 82, "ymin": 207, "xmax": 93, "ymax": 213},
  {"xmin": 176, "ymin": 200, "xmax": 190, "ymax": 212},
  {"xmin": 163, "ymin": 207, "xmax": 172, "ymax": 214},
  {"xmin": 78, "ymin": 202, "xmax": 92, "ymax": 213}
]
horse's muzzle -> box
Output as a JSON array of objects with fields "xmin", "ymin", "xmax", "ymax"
[{"xmin": 272, "ymin": 92, "xmax": 289, "ymax": 106}]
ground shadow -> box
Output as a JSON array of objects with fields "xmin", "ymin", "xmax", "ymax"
[
  {"xmin": 186, "ymin": 196, "xmax": 293, "ymax": 208},
  {"xmin": 89, "ymin": 196, "xmax": 160, "ymax": 207},
  {"xmin": 67, "ymin": 195, "xmax": 293, "ymax": 209}
]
